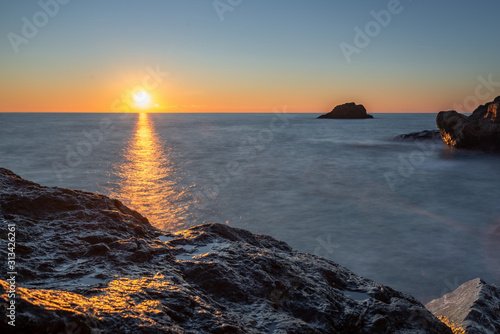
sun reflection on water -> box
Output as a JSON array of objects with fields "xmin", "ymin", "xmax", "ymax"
[{"xmin": 111, "ymin": 113, "xmax": 191, "ymax": 231}]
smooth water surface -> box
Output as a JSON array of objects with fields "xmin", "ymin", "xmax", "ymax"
[{"xmin": 1, "ymin": 112, "xmax": 499, "ymax": 302}]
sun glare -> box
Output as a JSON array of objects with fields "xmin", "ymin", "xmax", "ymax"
[{"xmin": 133, "ymin": 90, "xmax": 152, "ymax": 110}]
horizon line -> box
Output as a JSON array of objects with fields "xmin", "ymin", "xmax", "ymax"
[{"xmin": 0, "ymin": 111, "xmax": 440, "ymax": 114}]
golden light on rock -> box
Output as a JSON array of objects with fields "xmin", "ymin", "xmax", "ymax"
[{"xmin": 1, "ymin": 275, "xmax": 174, "ymax": 323}]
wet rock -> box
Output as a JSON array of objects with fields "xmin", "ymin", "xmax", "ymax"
[
  {"xmin": 85, "ymin": 243, "xmax": 111, "ymax": 256},
  {"xmin": 426, "ymin": 278, "xmax": 500, "ymax": 334},
  {"xmin": 318, "ymin": 102, "xmax": 374, "ymax": 119},
  {"xmin": 437, "ymin": 96, "xmax": 500, "ymax": 151},
  {"xmin": 393, "ymin": 129, "xmax": 442, "ymax": 142},
  {"xmin": 0, "ymin": 168, "xmax": 451, "ymax": 333}
]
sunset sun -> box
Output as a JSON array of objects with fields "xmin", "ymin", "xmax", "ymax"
[
  {"xmin": 3, "ymin": 1, "xmax": 500, "ymax": 332},
  {"xmin": 133, "ymin": 90, "xmax": 152, "ymax": 110}
]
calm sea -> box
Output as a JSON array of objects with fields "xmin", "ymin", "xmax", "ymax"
[{"xmin": 1, "ymin": 112, "xmax": 499, "ymax": 303}]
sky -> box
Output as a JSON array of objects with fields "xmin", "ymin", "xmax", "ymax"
[{"xmin": 1, "ymin": 0, "xmax": 500, "ymax": 113}]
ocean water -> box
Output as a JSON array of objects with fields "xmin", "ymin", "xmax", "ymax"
[{"xmin": 1, "ymin": 112, "xmax": 499, "ymax": 303}]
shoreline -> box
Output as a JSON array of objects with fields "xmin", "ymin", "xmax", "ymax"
[{"xmin": 1, "ymin": 167, "xmax": 498, "ymax": 333}]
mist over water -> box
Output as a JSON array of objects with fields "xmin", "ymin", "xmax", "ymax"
[{"xmin": 1, "ymin": 112, "xmax": 499, "ymax": 303}]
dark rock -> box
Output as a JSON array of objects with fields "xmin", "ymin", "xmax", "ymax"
[
  {"xmin": 393, "ymin": 130, "xmax": 442, "ymax": 142},
  {"xmin": 85, "ymin": 243, "xmax": 111, "ymax": 256},
  {"xmin": 426, "ymin": 278, "xmax": 500, "ymax": 334},
  {"xmin": 318, "ymin": 102, "xmax": 374, "ymax": 119},
  {"xmin": 437, "ymin": 96, "xmax": 500, "ymax": 151},
  {"xmin": 0, "ymin": 168, "xmax": 452, "ymax": 333}
]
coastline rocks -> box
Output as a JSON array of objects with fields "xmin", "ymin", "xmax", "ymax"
[
  {"xmin": 0, "ymin": 168, "xmax": 453, "ymax": 333},
  {"xmin": 318, "ymin": 102, "xmax": 374, "ymax": 119},
  {"xmin": 393, "ymin": 130, "xmax": 442, "ymax": 142},
  {"xmin": 426, "ymin": 278, "xmax": 500, "ymax": 334},
  {"xmin": 436, "ymin": 96, "xmax": 500, "ymax": 151}
]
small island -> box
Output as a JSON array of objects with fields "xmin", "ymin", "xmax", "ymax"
[{"xmin": 318, "ymin": 102, "xmax": 374, "ymax": 119}]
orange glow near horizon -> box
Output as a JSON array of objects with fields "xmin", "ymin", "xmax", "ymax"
[
  {"xmin": 0, "ymin": 64, "xmax": 466, "ymax": 114},
  {"xmin": 0, "ymin": 68, "xmax": 478, "ymax": 114}
]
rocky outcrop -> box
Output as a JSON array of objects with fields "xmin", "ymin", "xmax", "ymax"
[
  {"xmin": 0, "ymin": 168, "xmax": 453, "ymax": 333},
  {"xmin": 318, "ymin": 102, "xmax": 374, "ymax": 119},
  {"xmin": 426, "ymin": 278, "xmax": 500, "ymax": 334},
  {"xmin": 393, "ymin": 130, "xmax": 442, "ymax": 142},
  {"xmin": 437, "ymin": 96, "xmax": 500, "ymax": 151}
]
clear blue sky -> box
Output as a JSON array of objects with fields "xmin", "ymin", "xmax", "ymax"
[{"xmin": 1, "ymin": 0, "xmax": 500, "ymax": 113}]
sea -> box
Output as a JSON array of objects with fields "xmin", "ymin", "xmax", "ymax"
[{"xmin": 1, "ymin": 111, "xmax": 499, "ymax": 303}]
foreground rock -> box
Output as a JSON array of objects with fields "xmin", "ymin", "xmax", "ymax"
[
  {"xmin": 318, "ymin": 102, "xmax": 374, "ymax": 119},
  {"xmin": 437, "ymin": 96, "xmax": 500, "ymax": 151},
  {"xmin": 393, "ymin": 130, "xmax": 442, "ymax": 142},
  {"xmin": 426, "ymin": 278, "xmax": 500, "ymax": 334},
  {"xmin": 0, "ymin": 168, "xmax": 453, "ymax": 333}
]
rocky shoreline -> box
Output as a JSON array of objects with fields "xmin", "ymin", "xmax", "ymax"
[
  {"xmin": 0, "ymin": 168, "xmax": 498, "ymax": 333},
  {"xmin": 437, "ymin": 96, "xmax": 500, "ymax": 151},
  {"xmin": 392, "ymin": 130, "xmax": 442, "ymax": 142}
]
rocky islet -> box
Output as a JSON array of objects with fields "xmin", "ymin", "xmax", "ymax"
[{"xmin": 318, "ymin": 102, "xmax": 374, "ymax": 119}]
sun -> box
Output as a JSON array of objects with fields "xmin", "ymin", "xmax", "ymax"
[{"xmin": 133, "ymin": 90, "xmax": 152, "ymax": 110}]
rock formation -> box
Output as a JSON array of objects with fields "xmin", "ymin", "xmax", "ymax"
[
  {"xmin": 0, "ymin": 167, "xmax": 488, "ymax": 333},
  {"xmin": 318, "ymin": 102, "xmax": 374, "ymax": 119},
  {"xmin": 437, "ymin": 96, "xmax": 500, "ymax": 151},
  {"xmin": 393, "ymin": 130, "xmax": 442, "ymax": 142},
  {"xmin": 426, "ymin": 278, "xmax": 500, "ymax": 334}
]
